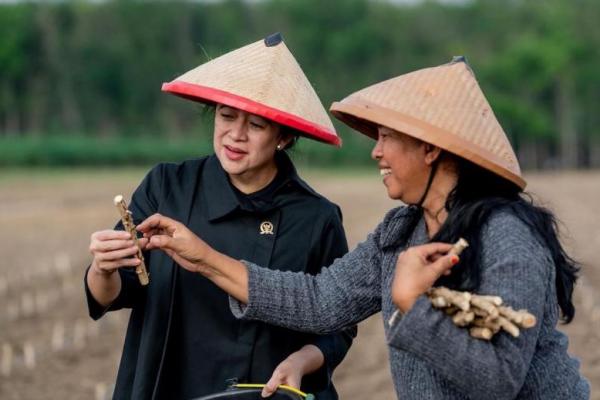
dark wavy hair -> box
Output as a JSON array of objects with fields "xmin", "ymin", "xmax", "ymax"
[{"xmin": 431, "ymin": 155, "xmax": 580, "ymax": 323}]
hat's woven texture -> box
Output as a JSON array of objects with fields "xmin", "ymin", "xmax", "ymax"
[
  {"xmin": 163, "ymin": 37, "xmax": 339, "ymax": 146},
  {"xmin": 331, "ymin": 59, "xmax": 525, "ymax": 188}
]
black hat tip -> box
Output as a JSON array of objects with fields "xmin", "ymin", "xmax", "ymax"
[
  {"xmin": 451, "ymin": 55, "xmax": 469, "ymax": 65},
  {"xmin": 264, "ymin": 32, "xmax": 284, "ymax": 47},
  {"xmin": 450, "ymin": 55, "xmax": 475, "ymax": 76}
]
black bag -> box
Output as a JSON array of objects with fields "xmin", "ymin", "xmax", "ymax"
[{"xmin": 192, "ymin": 383, "xmax": 314, "ymax": 400}]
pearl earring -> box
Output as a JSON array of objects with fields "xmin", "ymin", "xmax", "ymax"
[{"xmin": 276, "ymin": 144, "xmax": 282, "ymax": 151}]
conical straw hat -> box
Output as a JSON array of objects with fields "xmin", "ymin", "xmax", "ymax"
[
  {"xmin": 162, "ymin": 33, "xmax": 340, "ymax": 146},
  {"xmin": 330, "ymin": 57, "xmax": 525, "ymax": 189}
]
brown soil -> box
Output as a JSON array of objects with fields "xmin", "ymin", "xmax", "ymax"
[{"xmin": 0, "ymin": 168, "xmax": 598, "ymax": 399}]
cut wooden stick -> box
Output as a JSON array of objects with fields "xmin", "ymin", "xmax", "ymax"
[
  {"xmin": 73, "ymin": 319, "xmax": 87, "ymax": 350},
  {"xmin": 497, "ymin": 316, "xmax": 520, "ymax": 337},
  {"xmin": 471, "ymin": 306, "xmax": 489, "ymax": 318},
  {"xmin": 114, "ymin": 195, "xmax": 150, "ymax": 286},
  {"xmin": 498, "ymin": 306, "xmax": 537, "ymax": 328},
  {"xmin": 473, "ymin": 317, "xmax": 501, "ymax": 334},
  {"xmin": 430, "ymin": 296, "xmax": 450, "ymax": 308},
  {"xmin": 23, "ymin": 342, "xmax": 36, "ymax": 370},
  {"xmin": 51, "ymin": 322, "xmax": 66, "ymax": 352},
  {"xmin": 449, "ymin": 238, "xmax": 469, "ymax": 256},
  {"xmin": 469, "ymin": 327, "xmax": 493, "ymax": 340},
  {"xmin": 95, "ymin": 382, "xmax": 109, "ymax": 400},
  {"xmin": 452, "ymin": 310, "xmax": 475, "ymax": 327},
  {"xmin": 428, "ymin": 288, "xmax": 537, "ymax": 340},
  {"xmin": 1, "ymin": 343, "xmax": 12, "ymax": 377},
  {"xmin": 423, "ymin": 237, "xmax": 539, "ymax": 340},
  {"xmin": 472, "ymin": 294, "xmax": 503, "ymax": 306},
  {"xmin": 0, "ymin": 276, "xmax": 7, "ymax": 296},
  {"xmin": 388, "ymin": 309, "xmax": 400, "ymax": 327},
  {"xmin": 429, "ymin": 286, "xmax": 471, "ymax": 311},
  {"xmin": 470, "ymin": 296, "xmax": 499, "ymax": 319}
]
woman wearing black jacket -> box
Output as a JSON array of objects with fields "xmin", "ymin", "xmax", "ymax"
[{"xmin": 84, "ymin": 33, "xmax": 354, "ymax": 400}]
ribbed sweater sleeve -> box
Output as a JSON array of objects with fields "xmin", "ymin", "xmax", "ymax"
[
  {"xmin": 387, "ymin": 212, "xmax": 552, "ymax": 399},
  {"xmin": 306, "ymin": 204, "xmax": 357, "ymax": 377},
  {"xmin": 230, "ymin": 221, "xmax": 388, "ymax": 334}
]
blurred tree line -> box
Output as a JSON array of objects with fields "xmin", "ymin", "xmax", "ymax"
[{"xmin": 1, "ymin": 0, "xmax": 599, "ymax": 168}]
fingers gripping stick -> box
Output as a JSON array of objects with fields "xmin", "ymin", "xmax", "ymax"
[
  {"xmin": 388, "ymin": 238, "xmax": 468, "ymax": 326},
  {"xmin": 113, "ymin": 195, "xmax": 150, "ymax": 286}
]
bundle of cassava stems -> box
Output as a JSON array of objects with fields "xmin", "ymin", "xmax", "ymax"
[{"xmin": 429, "ymin": 239, "xmax": 536, "ymax": 340}]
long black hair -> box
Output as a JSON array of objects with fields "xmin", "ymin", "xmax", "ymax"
[{"xmin": 431, "ymin": 156, "xmax": 579, "ymax": 323}]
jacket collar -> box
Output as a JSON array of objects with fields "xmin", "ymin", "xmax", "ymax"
[
  {"xmin": 275, "ymin": 151, "xmax": 321, "ymax": 199},
  {"xmin": 203, "ymin": 153, "xmax": 317, "ymax": 221}
]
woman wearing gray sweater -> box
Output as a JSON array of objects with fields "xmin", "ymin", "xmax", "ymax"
[{"xmin": 137, "ymin": 58, "xmax": 590, "ymax": 399}]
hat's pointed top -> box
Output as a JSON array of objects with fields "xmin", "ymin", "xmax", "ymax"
[
  {"xmin": 264, "ymin": 32, "xmax": 284, "ymax": 47},
  {"xmin": 449, "ymin": 55, "xmax": 475, "ymax": 76},
  {"xmin": 451, "ymin": 55, "xmax": 468, "ymax": 64},
  {"xmin": 330, "ymin": 57, "xmax": 525, "ymax": 188},
  {"xmin": 162, "ymin": 34, "xmax": 340, "ymax": 146}
]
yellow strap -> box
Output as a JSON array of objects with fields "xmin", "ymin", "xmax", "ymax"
[{"xmin": 234, "ymin": 383, "xmax": 308, "ymax": 397}]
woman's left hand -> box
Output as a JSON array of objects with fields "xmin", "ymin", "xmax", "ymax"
[
  {"xmin": 261, "ymin": 345, "xmax": 324, "ymax": 398},
  {"xmin": 392, "ymin": 242, "xmax": 458, "ymax": 313}
]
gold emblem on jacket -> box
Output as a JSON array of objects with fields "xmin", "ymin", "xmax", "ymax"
[{"xmin": 259, "ymin": 221, "xmax": 274, "ymax": 235}]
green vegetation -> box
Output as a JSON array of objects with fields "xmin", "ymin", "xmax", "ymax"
[
  {"xmin": 0, "ymin": 133, "xmax": 374, "ymax": 167},
  {"xmin": 0, "ymin": 135, "xmax": 211, "ymax": 166},
  {"xmin": 1, "ymin": 0, "xmax": 599, "ymax": 168}
]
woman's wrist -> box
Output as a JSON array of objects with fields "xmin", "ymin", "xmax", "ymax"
[
  {"xmin": 195, "ymin": 248, "xmax": 224, "ymax": 278},
  {"xmin": 291, "ymin": 344, "xmax": 324, "ymax": 375},
  {"xmin": 393, "ymin": 293, "xmax": 418, "ymax": 314},
  {"xmin": 197, "ymin": 248, "xmax": 250, "ymax": 304},
  {"xmin": 90, "ymin": 260, "xmax": 116, "ymax": 277}
]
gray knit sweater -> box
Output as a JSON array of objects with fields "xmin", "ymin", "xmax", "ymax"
[{"xmin": 231, "ymin": 206, "xmax": 590, "ymax": 399}]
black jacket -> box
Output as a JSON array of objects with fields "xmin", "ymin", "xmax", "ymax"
[{"xmin": 85, "ymin": 154, "xmax": 354, "ymax": 400}]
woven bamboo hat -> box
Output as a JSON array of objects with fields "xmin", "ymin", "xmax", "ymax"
[
  {"xmin": 162, "ymin": 33, "xmax": 340, "ymax": 146},
  {"xmin": 330, "ymin": 57, "xmax": 525, "ymax": 189}
]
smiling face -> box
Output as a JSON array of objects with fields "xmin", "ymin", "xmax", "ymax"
[
  {"xmin": 213, "ymin": 104, "xmax": 291, "ymax": 193},
  {"xmin": 371, "ymin": 126, "xmax": 434, "ymax": 203}
]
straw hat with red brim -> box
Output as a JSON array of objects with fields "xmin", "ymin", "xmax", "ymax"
[
  {"xmin": 330, "ymin": 56, "xmax": 525, "ymax": 189},
  {"xmin": 162, "ymin": 33, "xmax": 340, "ymax": 147}
]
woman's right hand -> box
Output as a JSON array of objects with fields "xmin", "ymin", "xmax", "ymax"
[
  {"xmin": 392, "ymin": 242, "xmax": 458, "ymax": 313},
  {"xmin": 89, "ymin": 230, "xmax": 143, "ymax": 276},
  {"xmin": 138, "ymin": 214, "xmax": 250, "ymax": 302},
  {"xmin": 136, "ymin": 214, "xmax": 212, "ymax": 275}
]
